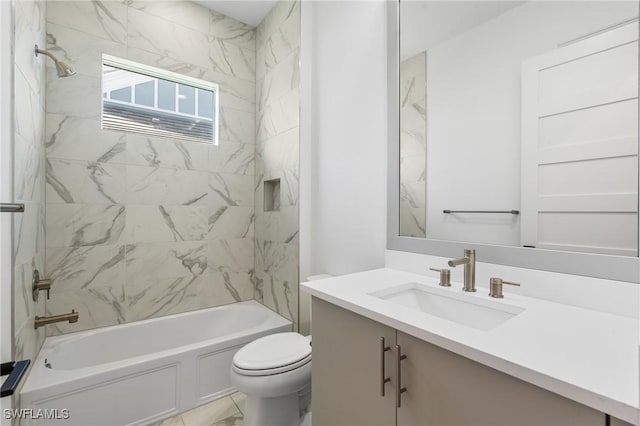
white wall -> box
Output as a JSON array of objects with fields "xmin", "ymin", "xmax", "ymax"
[
  {"xmin": 301, "ymin": 0, "xmax": 388, "ymax": 278},
  {"xmin": 423, "ymin": 1, "xmax": 637, "ymax": 245}
]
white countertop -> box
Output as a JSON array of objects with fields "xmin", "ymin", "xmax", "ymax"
[{"xmin": 302, "ymin": 268, "xmax": 640, "ymax": 424}]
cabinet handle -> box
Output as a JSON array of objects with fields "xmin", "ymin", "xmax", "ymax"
[
  {"xmin": 395, "ymin": 344, "xmax": 407, "ymax": 408},
  {"xmin": 380, "ymin": 337, "xmax": 391, "ymax": 396}
]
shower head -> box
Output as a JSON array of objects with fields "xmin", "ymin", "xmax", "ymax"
[{"xmin": 34, "ymin": 44, "xmax": 76, "ymax": 78}]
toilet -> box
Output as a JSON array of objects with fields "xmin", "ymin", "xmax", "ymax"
[{"xmin": 230, "ymin": 332, "xmax": 312, "ymax": 426}]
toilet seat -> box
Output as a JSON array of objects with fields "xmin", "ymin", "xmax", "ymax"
[{"xmin": 232, "ymin": 332, "xmax": 312, "ymax": 377}]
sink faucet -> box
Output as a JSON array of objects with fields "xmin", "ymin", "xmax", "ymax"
[{"xmin": 448, "ymin": 249, "xmax": 476, "ymax": 292}]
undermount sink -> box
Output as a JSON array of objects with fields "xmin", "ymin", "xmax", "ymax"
[{"xmin": 370, "ymin": 282, "xmax": 525, "ymax": 331}]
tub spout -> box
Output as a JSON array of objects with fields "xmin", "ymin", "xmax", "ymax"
[{"xmin": 34, "ymin": 310, "xmax": 79, "ymax": 329}]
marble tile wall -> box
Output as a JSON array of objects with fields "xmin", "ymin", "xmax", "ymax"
[
  {"xmin": 13, "ymin": 0, "xmax": 47, "ymax": 368},
  {"xmin": 44, "ymin": 1, "xmax": 258, "ymax": 334},
  {"xmin": 254, "ymin": 1, "xmax": 301, "ymax": 329},
  {"xmin": 399, "ymin": 52, "xmax": 426, "ymax": 238}
]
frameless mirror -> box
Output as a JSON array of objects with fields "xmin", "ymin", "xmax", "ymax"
[{"xmin": 398, "ymin": 0, "xmax": 639, "ymax": 259}]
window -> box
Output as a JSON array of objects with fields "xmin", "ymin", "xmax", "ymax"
[{"xmin": 101, "ymin": 55, "xmax": 219, "ymax": 144}]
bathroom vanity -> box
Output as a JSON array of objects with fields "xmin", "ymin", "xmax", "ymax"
[{"xmin": 302, "ymin": 269, "xmax": 638, "ymax": 426}]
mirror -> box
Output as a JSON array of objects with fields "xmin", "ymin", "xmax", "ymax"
[{"xmin": 398, "ymin": 0, "xmax": 639, "ymax": 259}]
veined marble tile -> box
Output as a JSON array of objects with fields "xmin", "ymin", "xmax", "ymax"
[
  {"xmin": 149, "ymin": 415, "xmax": 185, "ymax": 426},
  {"xmin": 400, "ymin": 128, "xmax": 426, "ymax": 158},
  {"xmin": 46, "ymin": 22, "xmax": 127, "ymax": 78},
  {"xmin": 46, "ymin": 159, "xmax": 127, "ymax": 204},
  {"xmin": 125, "ymin": 241, "xmax": 207, "ymax": 283},
  {"xmin": 259, "ymin": 168, "xmax": 298, "ymax": 208},
  {"xmin": 256, "ymin": 49, "xmax": 300, "ymax": 112},
  {"xmin": 399, "ymin": 205, "xmax": 426, "ymax": 238},
  {"xmin": 14, "ymin": 132, "xmax": 43, "ymax": 203},
  {"xmin": 13, "ymin": 201, "xmax": 44, "ymax": 266},
  {"xmin": 255, "ymin": 206, "xmax": 298, "ymax": 244},
  {"xmin": 46, "ymin": 70, "xmax": 101, "ymax": 119},
  {"xmin": 128, "ymin": 1, "xmax": 210, "ymax": 35},
  {"xmin": 208, "ymin": 173, "xmax": 254, "ymax": 206},
  {"xmin": 400, "ymin": 156, "xmax": 426, "ymax": 183},
  {"xmin": 203, "ymin": 70, "xmax": 255, "ymax": 114},
  {"xmin": 209, "ymin": 40, "xmax": 255, "ymax": 83},
  {"xmin": 210, "ymin": 11, "xmax": 256, "ymax": 52},
  {"xmin": 14, "ymin": 257, "xmax": 45, "ymax": 332},
  {"xmin": 14, "ymin": 321, "xmax": 45, "ymax": 367},
  {"xmin": 125, "ymin": 134, "xmax": 210, "ymax": 171},
  {"xmin": 126, "ymin": 166, "xmax": 208, "ymax": 206},
  {"xmin": 46, "ymin": 204, "xmax": 125, "ymax": 248},
  {"xmin": 255, "ymin": 240, "xmax": 298, "ymax": 284},
  {"xmin": 261, "ymin": 274, "xmax": 298, "ymax": 327},
  {"xmin": 210, "ymin": 142, "xmax": 255, "ymax": 175},
  {"xmin": 257, "ymin": 127, "xmax": 298, "ymax": 172},
  {"xmin": 219, "ymin": 108, "xmax": 256, "ymax": 145},
  {"xmin": 257, "ymin": 1, "xmax": 298, "ymax": 50},
  {"xmin": 46, "ymin": 245, "xmax": 125, "ymax": 293},
  {"xmin": 126, "ymin": 205, "xmax": 208, "ymax": 244},
  {"xmin": 123, "ymin": 274, "xmax": 208, "ymax": 322},
  {"xmin": 207, "ymin": 238, "xmax": 254, "ymax": 274},
  {"xmin": 15, "ymin": 0, "xmax": 46, "ymax": 98},
  {"xmin": 46, "ymin": 1, "xmax": 127, "ymax": 44},
  {"xmin": 46, "ymin": 114, "xmax": 127, "ymax": 164},
  {"xmin": 45, "ymin": 287, "xmax": 127, "ymax": 335},
  {"xmin": 194, "ymin": 272, "xmax": 255, "ymax": 308},
  {"xmin": 15, "ymin": 67, "xmax": 45, "ymax": 145},
  {"xmin": 181, "ymin": 396, "xmax": 241, "ymax": 426},
  {"xmin": 257, "ymin": 90, "xmax": 299, "ymax": 142},
  {"xmin": 400, "ymin": 181, "xmax": 427, "ymax": 209},
  {"xmin": 126, "ymin": 47, "xmax": 207, "ymax": 80},
  {"xmin": 256, "ymin": 7, "xmax": 300, "ymax": 80},
  {"xmin": 208, "ymin": 205, "xmax": 254, "ymax": 240},
  {"xmin": 127, "ymin": 7, "xmax": 210, "ymax": 70}
]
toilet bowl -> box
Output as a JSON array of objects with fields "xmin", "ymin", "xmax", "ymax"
[{"xmin": 230, "ymin": 332, "xmax": 312, "ymax": 426}]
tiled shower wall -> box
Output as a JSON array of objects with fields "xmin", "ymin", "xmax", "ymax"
[
  {"xmin": 399, "ymin": 52, "xmax": 426, "ymax": 238},
  {"xmin": 254, "ymin": 1, "xmax": 301, "ymax": 329},
  {"xmin": 13, "ymin": 0, "xmax": 47, "ymax": 362},
  {"xmin": 44, "ymin": 1, "xmax": 258, "ymax": 334}
]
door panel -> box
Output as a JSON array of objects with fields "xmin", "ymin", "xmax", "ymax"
[
  {"xmin": 521, "ymin": 22, "xmax": 639, "ymax": 255},
  {"xmin": 311, "ymin": 298, "xmax": 396, "ymax": 426},
  {"xmin": 396, "ymin": 331, "xmax": 604, "ymax": 426}
]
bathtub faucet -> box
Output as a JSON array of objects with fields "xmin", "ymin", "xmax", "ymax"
[{"xmin": 34, "ymin": 310, "xmax": 79, "ymax": 329}]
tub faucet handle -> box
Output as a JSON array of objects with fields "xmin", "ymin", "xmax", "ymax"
[
  {"xmin": 429, "ymin": 268, "xmax": 451, "ymax": 287},
  {"xmin": 32, "ymin": 270, "xmax": 52, "ymax": 302}
]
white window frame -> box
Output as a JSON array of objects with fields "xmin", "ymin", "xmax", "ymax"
[{"xmin": 101, "ymin": 54, "xmax": 220, "ymax": 145}]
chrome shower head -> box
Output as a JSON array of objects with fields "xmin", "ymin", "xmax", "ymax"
[{"xmin": 34, "ymin": 44, "xmax": 76, "ymax": 78}]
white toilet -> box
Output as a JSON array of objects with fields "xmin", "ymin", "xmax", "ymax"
[{"xmin": 230, "ymin": 332, "xmax": 312, "ymax": 426}]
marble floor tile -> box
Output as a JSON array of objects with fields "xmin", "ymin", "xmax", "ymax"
[
  {"xmin": 180, "ymin": 395, "xmax": 241, "ymax": 426},
  {"xmin": 230, "ymin": 393, "xmax": 246, "ymax": 414},
  {"xmin": 155, "ymin": 393, "xmax": 246, "ymax": 426}
]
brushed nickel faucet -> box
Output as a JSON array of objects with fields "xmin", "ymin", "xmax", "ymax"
[
  {"xmin": 34, "ymin": 310, "xmax": 79, "ymax": 329},
  {"xmin": 448, "ymin": 249, "xmax": 476, "ymax": 292}
]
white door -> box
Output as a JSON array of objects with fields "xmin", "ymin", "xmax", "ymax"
[
  {"xmin": 0, "ymin": 0, "xmax": 14, "ymax": 424},
  {"xmin": 521, "ymin": 22, "xmax": 639, "ymax": 256}
]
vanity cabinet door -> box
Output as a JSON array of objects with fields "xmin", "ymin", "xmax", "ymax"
[
  {"xmin": 311, "ymin": 298, "xmax": 397, "ymax": 426},
  {"xmin": 396, "ymin": 331, "xmax": 604, "ymax": 426}
]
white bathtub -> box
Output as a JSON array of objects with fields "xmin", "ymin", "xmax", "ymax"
[{"xmin": 20, "ymin": 301, "xmax": 291, "ymax": 426}]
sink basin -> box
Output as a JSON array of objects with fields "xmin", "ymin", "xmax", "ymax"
[{"xmin": 370, "ymin": 282, "xmax": 525, "ymax": 331}]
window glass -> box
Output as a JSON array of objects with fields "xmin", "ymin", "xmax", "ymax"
[
  {"xmin": 158, "ymin": 80, "xmax": 176, "ymax": 111},
  {"xmin": 135, "ymin": 80, "xmax": 154, "ymax": 107},
  {"xmin": 178, "ymin": 84, "xmax": 195, "ymax": 115},
  {"xmin": 101, "ymin": 57, "xmax": 219, "ymax": 144}
]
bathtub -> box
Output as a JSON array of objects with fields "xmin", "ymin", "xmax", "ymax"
[{"xmin": 20, "ymin": 301, "xmax": 291, "ymax": 426}]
